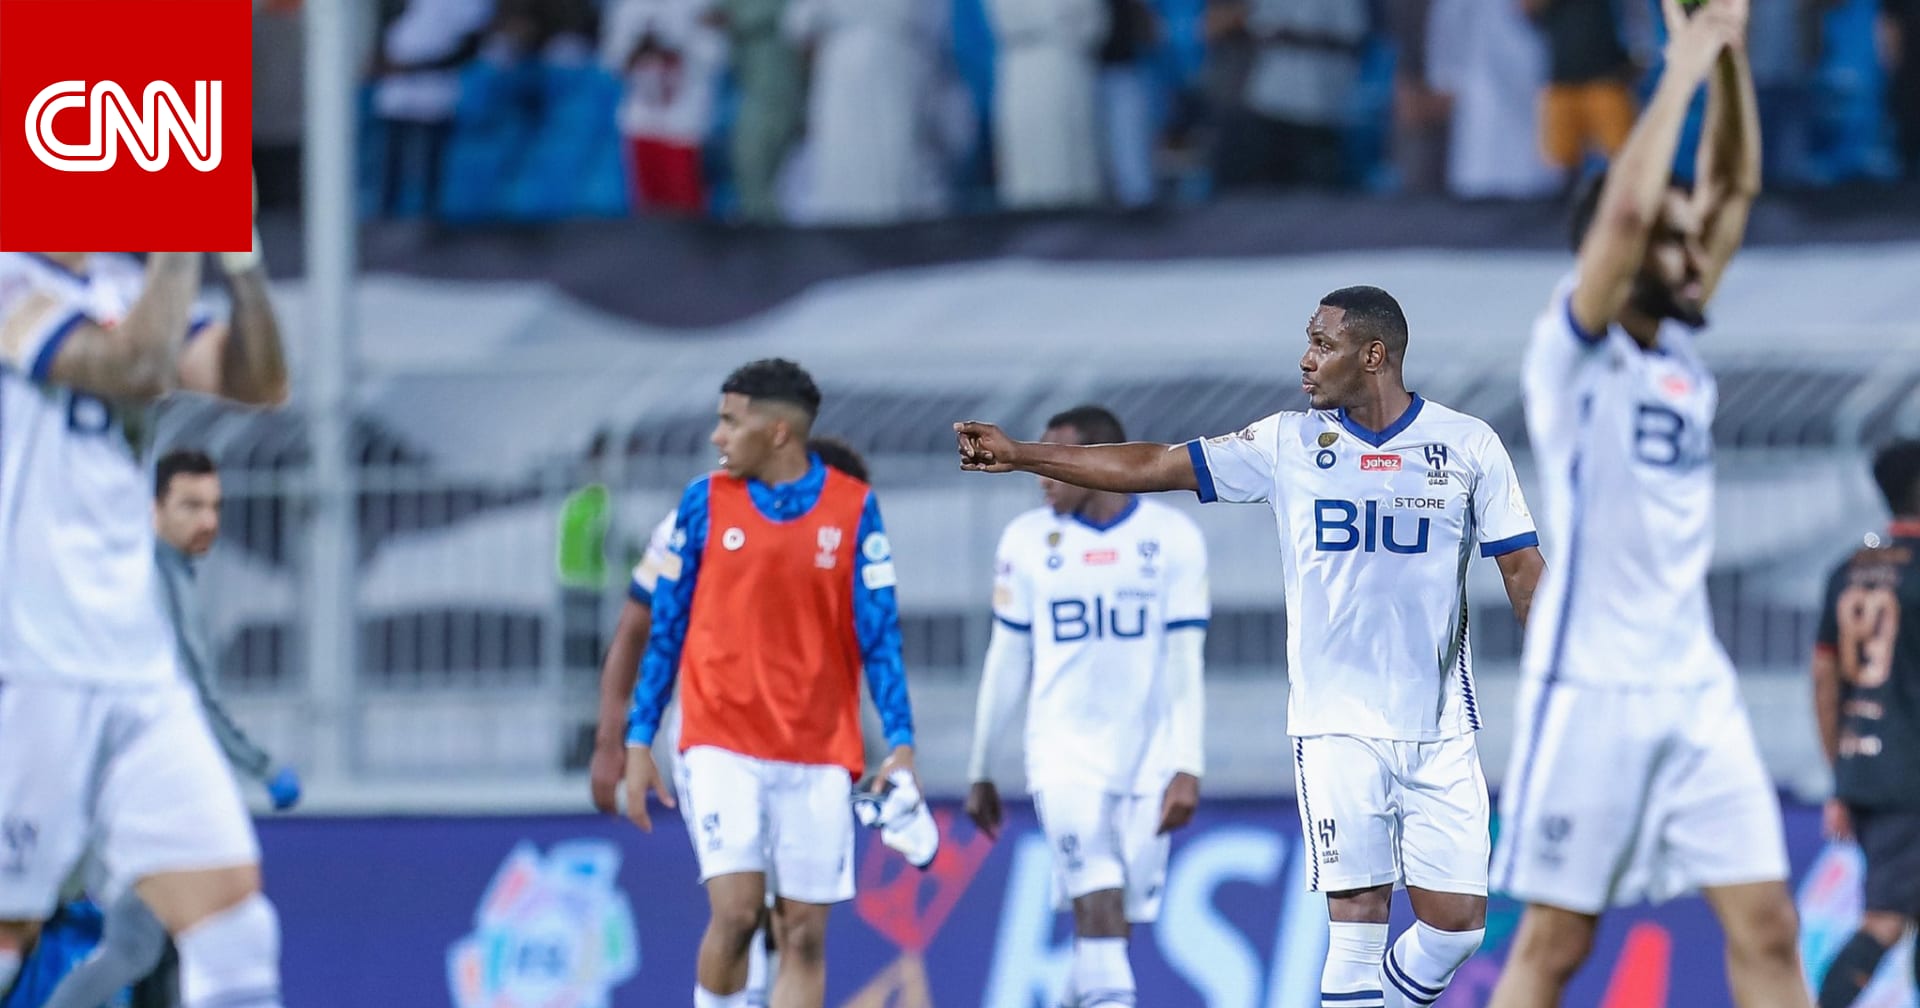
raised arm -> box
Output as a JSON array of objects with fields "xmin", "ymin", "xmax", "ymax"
[
  {"xmin": 175, "ymin": 267, "xmax": 289, "ymax": 407},
  {"xmin": 14, "ymin": 253, "xmax": 202, "ymax": 402},
  {"xmin": 1569, "ymin": 3, "xmax": 1744, "ymax": 335},
  {"xmin": 1691, "ymin": 22, "xmax": 1761, "ymax": 304},
  {"xmin": 955, "ymin": 421, "xmax": 1199, "ymax": 493},
  {"xmin": 177, "ymin": 194, "xmax": 289, "ymax": 407}
]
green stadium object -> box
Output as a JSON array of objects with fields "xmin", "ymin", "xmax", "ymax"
[{"xmin": 556, "ymin": 483, "xmax": 612, "ymax": 590}]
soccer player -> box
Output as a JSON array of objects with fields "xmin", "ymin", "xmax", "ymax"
[
  {"xmin": 955, "ymin": 285, "xmax": 1546, "ymax": 1008},
  {"xmin": 964, "ymin": 404, "xmax": 1209, "ymax": 1008},
  {"xmin": 590, "ymin": 436, "xmax": 872, "ymax": 1008},
  {"xmin": 623, "ymin": 360, "xmax": 914, "ymax": 1008},
  {"xmin": 0, "ymin": 243, "xmax": 291, "ymax": 1007},
  {"xmin": 1487, "ymin": 4, "xmax": 1814, "ymax": 1006},
  {"xmin": 1810, "ymin": 440, "xmax": 1920, "ymax": 1008},
  {"xmin": 36, "ymin": 451, "xmax": 305, "ymax": 1008}
]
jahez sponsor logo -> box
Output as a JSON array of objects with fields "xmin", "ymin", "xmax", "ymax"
[
  {"xmin": 1360, "ymin": 454, "xmax": 1403, "ymax": 472},
  {"xmin": 1082, "ymin": 549, "xmax": 1119, "ymax": 565}
]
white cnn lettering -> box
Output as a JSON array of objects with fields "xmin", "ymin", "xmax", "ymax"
[{"xmin": 25, "ymin": 80, "xmax": 222, "ymax": 173}]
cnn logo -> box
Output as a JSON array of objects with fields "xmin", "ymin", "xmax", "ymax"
[{"xmin": 24, "ymin": 80, "xmax": 221, "ymax": 173}]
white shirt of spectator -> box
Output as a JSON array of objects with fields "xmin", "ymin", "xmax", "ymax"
[
  {"xmin": 1520, "ymin": 273, "xmax": 1729, "ymax": 689},
  {"xmin": 993, "ymin": 498, "xmax": 1209, "ymax": 794},
  {"xmin": 602, "ymin": 0, "xmax": 728, "ymax": 145},
  {"xmin": 629, "ymin": 509, "xmax": 680, "ymax": 601},
  {"xmin": 1191, "ymin": 399, "xmax": 1536, "ymax": 741}
]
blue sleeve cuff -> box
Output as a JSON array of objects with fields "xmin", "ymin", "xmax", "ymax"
[
  {"xmin": 1186, "ymin": 440, "xmax": 1217, "ymax": 504},
  {"xmin": 628, "ymin": 581, "xmax": 651, "ymax": 606},
  {"xmin": 995, "ymin": 615, "xmax": 1031, "ymax": 633},
  {"xmin": 1165, "ymin": 618, "xmax": 1209, "ymax": 631},
  {"xmin": 29, "ymin": 311, "xmax": 85, "ymax": 382},
  {"xmin": 1564, "ymin": 298, "xmax": 1604, "ymax": 345},
  {"xmin": 625, "ymin": 717, "xmax": 656, "ymax": 747},
  {"xmin": 886, "ymin": 729, "xmax": 915, "ymax": 750},
  {"xmin": 1480, "ymin": 531, "xmax": 1540, "ymax": 558}
]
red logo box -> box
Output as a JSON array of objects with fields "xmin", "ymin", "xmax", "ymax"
[
  {"xmin": 1360, "ymin": 454, "xmax": 1403, "ymax": 472},
  {"xmin": 0, "ymin": 0, "xmax": 252, "ymax": 251}
]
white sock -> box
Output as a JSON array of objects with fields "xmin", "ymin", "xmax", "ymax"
[
  {"xmin": 0, "ymin": 947, "xmax": 19, "ymax": 995},
  {"xmin": 694, "ymin": 984, "xmax": 748, "ymax": 1008},
  {"xmin": 1323, "ymin": 921, "xmax": 1388, "ymax": 1007},
  {"xmin": 744, "ymin": 928, "xmax": 769, "ymax": 1008},
  {"xmin": 1383, "ymin": 923, "xmax": 1483, "ymax": 1008},
  {"xmin": 175, "ymin": 892, "xmax": 281, "ymax": 1008},
  {"xmin": 1071, "ymin": 937, "xmax": 1135, "ymax": 1007}
]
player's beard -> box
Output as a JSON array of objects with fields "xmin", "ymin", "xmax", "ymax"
[{"xmin": 1629, "ymin": 274, "xmax": 1707, "ymax": 329}]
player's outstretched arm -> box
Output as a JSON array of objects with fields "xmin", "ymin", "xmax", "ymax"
[
  {"xmin": 1692, "ymin": 14, "xmax": 1761, "ymax": 305},
  {"xmin": 954, "ymin": 421, "xmax": 1199, "ymax": 493},
  {"xmin": 1494, "ymin": 546, "xmax": 1546, "ymax": 629},
  {"xmin": 1569, "ymin": 2, "xmax": 1744, "ymax": 335},
  {"xmin": 23, "ymin": 253, "xmax": 201, "ymax": 402}
]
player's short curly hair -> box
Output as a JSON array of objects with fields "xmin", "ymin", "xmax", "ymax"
[
  {"xmin": 721, "ymin": 358, "xmax": 822, "ymax": 420},
  {"xmin": 1872, "ymin": 439, "xmax": 1920, "ymax": 516},
  {"xmin": 808, "ymin": 436, "xmax": 870, "ymax": 483},
  {"xmin": 1045, "ymin": 405, "xmax": 1127, "ymax": 445},
  {"xmin": 1319, "ymin": 285, "xmax": 1408, "ymax": 360}
]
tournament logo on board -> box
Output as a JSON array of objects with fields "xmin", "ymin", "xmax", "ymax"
[{"xmin": 448, "ymin": 840, "xmax": 639, "ymax": 1008}]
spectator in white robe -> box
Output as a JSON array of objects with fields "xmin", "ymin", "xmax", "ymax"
[
  {"xmin": 985, "ymin": 0, "xmax": 1109, "ymax": 209},
  {"xmin": 784, "ymin": 0, "xmax": 949, "ymax": 224},
  {"xmin": 1426, "ymin": 0, "xmax": 1561, "ymax": 199}
]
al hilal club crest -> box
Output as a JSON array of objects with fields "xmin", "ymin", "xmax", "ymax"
[{"xmin": 449, "ymin": 840, "xmax": 639, "ymax": 1008}]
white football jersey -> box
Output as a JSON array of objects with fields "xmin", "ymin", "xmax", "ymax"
[
  {"xmin": 1520, "ymin": 273, "xmax": 1729, "ymax": 688},
  {"xmin": 993, "ymin": 498, "xmax": 1209, "ymax": 794},
  {"xmin": 1192, "ymin": 397, "xmax": 1537, "ymax": 741},
  {"xmin": 0, "ymin": 253, "xmax": 184, "ymax": 685},
  {"xmin": 628, "ymin": 510, "xmax": 679, "ymax": 603}
]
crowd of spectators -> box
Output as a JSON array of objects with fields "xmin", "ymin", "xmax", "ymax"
[{"xmin": 336, "ymin": 0, "xmax": 1920, "ymax": 225}]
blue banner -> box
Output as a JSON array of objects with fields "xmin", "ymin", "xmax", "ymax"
[{"xmin": 258, "ymin": 800, "xmax": 1914, "ymax": 1007}]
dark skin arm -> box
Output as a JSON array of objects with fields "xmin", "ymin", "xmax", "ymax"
[
  {"xmin": 955, "ymin": 421, "xmax": 1199, "ymax": 493},
  {"xmin": 591, "ymin": 599, "xmax": 651, "ymax": 814},
  {"xmin": 1495, "ymin": 547, "xmax": 1546, "ymax": 628},
  {"xmin": 1811, "ymin": 647, "xmax": 1852, "ymax": 839},
  {"xmin": 1159, "ymin": 773, "xmax": 1200, "ymax": 834},
  {"xmin": 966, "ymin": 781, "xmax": 1004, "ymax": 840}
]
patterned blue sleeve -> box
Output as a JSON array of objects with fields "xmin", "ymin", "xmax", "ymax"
[
  {"xmin": 626, "ymin": 478, "xmax": 709, "ymax": 746},
  {"xmin": 853, "ymin": 493, "xmax": 914, "ymax": 749}
]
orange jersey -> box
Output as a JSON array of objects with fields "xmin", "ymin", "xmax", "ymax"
[{"xmin": 677, "ymin": 468, "xmax": 871, "ymax": 776}]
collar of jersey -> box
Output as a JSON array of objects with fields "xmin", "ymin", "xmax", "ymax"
[
  {"xmin": 1334, "ymin": 394, "xmax": 1424, "ymax": 448},
  {"xmin": 1067, "ymin": 495, "xmax": 1139, "ymax": 533},
  {"xmin": 743, "ymin": 453, "xmax": 826, "ymax": 523}
]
